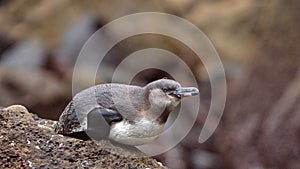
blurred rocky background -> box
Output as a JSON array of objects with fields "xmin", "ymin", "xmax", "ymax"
[{"xmin": 0, "ymin": 0, "xmax": 299, "ymax": 168}]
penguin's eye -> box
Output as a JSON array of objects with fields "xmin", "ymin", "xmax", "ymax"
[
  {"xmin": 162, "ymin": 88, "xmax": 169, "ymax": 92},
  {"xmin": 162, "ymin": 87, "xmax": 176, "ymax": 92}
]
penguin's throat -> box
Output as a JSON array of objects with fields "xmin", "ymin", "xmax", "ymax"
[{"xmin": 127, "ymin": 88, "xmax": 178, "ymax": 124}]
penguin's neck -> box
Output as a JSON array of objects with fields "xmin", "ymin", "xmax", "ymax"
[
  {"xmin": 139, "ymin": 89, "xmax": 175, "ymax": 124},
  {"xmin": 156, "ymin": 106, "xmax": 175, "ymax": 124}
]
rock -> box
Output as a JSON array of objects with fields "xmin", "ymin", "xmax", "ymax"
[
  {"xmin": 0, "ymin": 34, "xmax": 15, "ymax": 60},
  {"xmin": 56, "ymin": 14, "xmax": 104, "ymax": 66},
  {"xmin": 0, "ymin": 40, "xmax": 47, "ymax": 69},
  {"xmin": 0, "ymin": 105, "xmax": 167, "ymax": 169},
  {"xmin": 0, "ymin": 67, "xmax": 71, "ymax": 120}
]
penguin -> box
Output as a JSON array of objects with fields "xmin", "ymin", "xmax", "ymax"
[{"xmin": 55, "ymin": 79, "xmax": 199, "ymax": 146}]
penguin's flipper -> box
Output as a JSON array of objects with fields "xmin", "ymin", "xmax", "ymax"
[
  {"xmin": 98, "ymin": 108, "xmax": 123, "ymax": 125},
  {"xmin": 85, "ymin": 108, "xmax": 123, "ymax": 140}
]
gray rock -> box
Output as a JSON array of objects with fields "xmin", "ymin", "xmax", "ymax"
[
  {"xmin": 0, "ymin": 40, "xmax": 46, "ymax": 69},
  {"xmin": 56, "ymin": 14, "xmax": 103, "ymax": 65}
]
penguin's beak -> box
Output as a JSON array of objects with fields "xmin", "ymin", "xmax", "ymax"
[{"xmin": 171, "ymin": 87, "xmax": 199, "ymax": 99}]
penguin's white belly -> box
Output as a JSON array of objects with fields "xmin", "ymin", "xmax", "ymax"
[{"xmin": 108, "ymin": 118, "xmax": 164, "ymax": 146}]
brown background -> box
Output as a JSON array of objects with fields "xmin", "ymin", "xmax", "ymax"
[{"xmin": 0, "ymin": 0, "xmax": 299, "ymax": 168}]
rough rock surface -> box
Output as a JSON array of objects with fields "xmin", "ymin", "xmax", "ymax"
[{"xmin": 0, "ymin": 105, "xmax": 167, "ymax": 169}]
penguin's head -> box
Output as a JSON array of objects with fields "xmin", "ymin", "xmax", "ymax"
[{"xmin": 145, "ymin": 79, "xmax": 199, "ymax": 108}]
